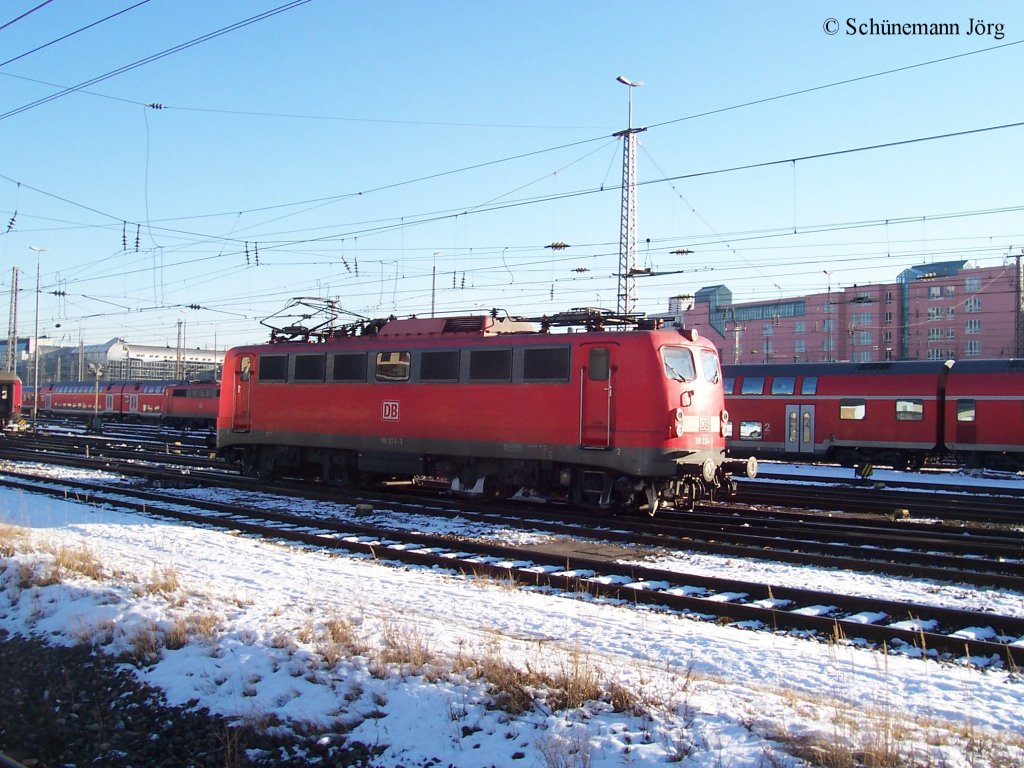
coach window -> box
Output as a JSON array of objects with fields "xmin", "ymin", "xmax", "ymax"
[
  {"xmin": 587, "ymin": 348, "xmax": 609, "ymax": 382},
  {"xmin": 376, "ymin": 351, "xmax": 411, "ymax": 382},
  {"xmin": 258, "ymin": 355, "xmax": 288, "ymax": 382},
  {"xmin": 470, "ymin": 349, "xmax": 513, "ymax": 382},
  {"xmin": 839, "ymin": 398, "xmax": 866, "ymax": 420},
  {"xmin": 662, "ymin": 347, "xmax": 696, "ymax": 381},
  {"xmin": 420, "ymin": 350, "xmax": 460, "ymax": 382},
  {"xmin": 800, "ymin": 376, "xmax": 818, "ymax": 395},
  {"xmin": 771, "ymin": 377, "xmax": 795, "ymax": 395},
  {"xmin": 294, "ymin": 353, "xmax": 326, "ymax": 383},
  {"xmin": 740, "ymin": 377, "xmax": 765, "ymax": 395},
  {"xmin": 956, "ymin": 399, "xmax": 976, "ymax": 422},
  {"xmin": 739, "ymin": 421, "xmax": 763, "ymax": 439},
  {"xmin": 895, "ymin": 399, "xmax": 924, "ymax": 421},
  {"xmin": 332, "ymin": 353, "xmax": 367, "ymax": 382},
  {"xmin": 722, "ymin": 377, "xmax": 735, "ymax": 395},
  {"xmin": 523, "ymin": 347, "xmax": 570, "ymax": 382}
]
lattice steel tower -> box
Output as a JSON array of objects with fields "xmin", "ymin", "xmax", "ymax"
[
  {"xmin": 6, "ymin": 267, "xmax": 17, "ymax": 372},
  {"xmin": 614, "ymin": 76, "xmax": 646, "ymax": 317}
]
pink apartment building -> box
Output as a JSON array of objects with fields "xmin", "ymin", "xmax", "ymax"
[{"xmin": 686, "ymin": 259, "xmax": 1024, "ymax": 364}]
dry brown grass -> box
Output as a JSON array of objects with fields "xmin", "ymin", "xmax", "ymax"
[
  {"xmin": 137, "ymin": 564, "xmax": 181, "ymax": 596},
  {"xmin": 0, "ymin": 522, "xmax": 31, "ymax": 557}
]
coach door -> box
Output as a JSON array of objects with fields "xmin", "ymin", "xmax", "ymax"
[
  {"xmin": 579, "ymin": 345, "xmax": 613, "ymax": 448},
  {"xmin": 784, "ymin": 404, "xmax": 815, "ymax": 453},
  {"xmin": 232, "ymin": 354, "xmax": 253, "ymax": 432}
]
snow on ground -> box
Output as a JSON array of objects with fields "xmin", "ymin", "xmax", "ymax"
[{"xmin": 1, "ymin": 463, "xmax": 1023, "ymax": 767}]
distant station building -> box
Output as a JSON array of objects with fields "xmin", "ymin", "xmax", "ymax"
[
  {"xmin": 2, "ymin": 337, "xmax": 223, "ymax": 386},
  {"xmin": 688, "ymin": 259, "xmax": 1024, "ymax": 364}
]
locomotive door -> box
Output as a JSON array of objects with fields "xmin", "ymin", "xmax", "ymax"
[
  {"xmin": 232, "ymin": 354, "xmax": 253, "ymax": 432},
  {"xmin": 784, "ymin": 405, "xmax": 815, "ymax": 453},
  {"xmin": 579, "ymin": 345, "xmax": 613, "ymax": 448}
]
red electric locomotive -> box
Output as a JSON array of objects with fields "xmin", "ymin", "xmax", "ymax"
[
  {"xmin": 217, "ymin": 309, "xmax": 756, "ymax": 512},
  {"xmin": 723, "ymin": 361, "xmax": 952, "ymax": 470},
  {"xmin": 0, "ymin": 371, "xmax": 22, "ymax": 428}
]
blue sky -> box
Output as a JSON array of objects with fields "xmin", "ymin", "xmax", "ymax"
[{"xmin": 1, "ymin": 0, "xmax": 1022, "ymax": 351}]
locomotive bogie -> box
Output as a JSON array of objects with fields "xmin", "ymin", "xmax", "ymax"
[{"xmin": 217, "ymin": 315, "xmax": 752, "ymax": 512}]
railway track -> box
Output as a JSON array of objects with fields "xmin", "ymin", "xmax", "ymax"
[{"xmin": 2, "ymin": 460, "xmax": 1022, "ymax": 668}]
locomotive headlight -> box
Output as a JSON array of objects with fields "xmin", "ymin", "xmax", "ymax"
[
  {"xmin": 720, "ymin": 409, "xmax": 730, "ymax": 437},
  {"xmin": 674, "ymin": 407, "xmax": 685, "ymax": 421},
  {"xmin": 674, "ymin": 423, "xmax": 685, "ymax": 438}
]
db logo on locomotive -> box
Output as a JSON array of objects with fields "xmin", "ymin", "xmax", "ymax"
[{"xmin": 382, "ymin": 400, "xmax": 400, "ymax": 421}]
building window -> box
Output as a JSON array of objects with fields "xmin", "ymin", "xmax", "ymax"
[
  {"xmin": 885, "ymin": 291, "xmax": 893, "ymax": 304},
  {"xmin": 927, "ymin": 308, "xmax": 943, "ymax": 321},
  {"xmin": 763, "ymin": 324, "xmax": 773, "ymax": 336},
  {"xmin": 884, "ymin": 311, "xmax": 892, "ymax": 325},
  {"xmin": 965, "ymin": 319, "xmax": 981, "ymax": 334},
  {"xmin": 966, "ymin": 277, "xmax": 981, "ymax": 292},
  {"xmin": 945, "ymin": 286, "xmax": 955, "ymax": 298},
  {"xmin": 794, "ymin": 339, "xmax": 806, "ymax": 354},
  {"xmin": 965, "ymin": 297, "xmax": 981, "ymax": 313},
  {"xmin": 794, "ymin": 321, "xmax": 805, "ymax": 334},
  {"xmin": 966, "ymin": 340, "xmax": 981, "ymax": 356},
  {"xmin": 927, "ymin": 328, "xmax": 943, "ymax": 341},
  {"xmin": 928, "ymin": 286, "xmax": 942, "ymax": 299}
]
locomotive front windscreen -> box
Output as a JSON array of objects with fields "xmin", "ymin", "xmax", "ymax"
[{"xmin": 661, "ymin": 347, "xmax": 697, "ymax": 381}]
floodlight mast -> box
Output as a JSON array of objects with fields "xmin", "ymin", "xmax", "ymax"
[{"xmin": 614, "ymin": 76, "xmax": 646, "ymax": 318}]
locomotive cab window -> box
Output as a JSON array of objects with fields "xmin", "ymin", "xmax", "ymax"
[
  {"xmin": 771, "ymin": 377, "xmax": 795, "ymax": 395},
  {"xmin": 840, "ymin": 398, "xmax": 866, "ymax": 420},
  {"xmin": 523, "ymin": 346, "xmax": 571, "ymax": 382},
  {"xmin": 332, "ymin": 353, "xmax": 367, "ymax": 382},
  {"xmin": 740, "ymin": 376, "xmax": 765, "ymax": 395},
  {"xmin": 895, "ymin": 399, "xmax": 924, "ymax": 421},
  {"xmin": 469, "ymin": 349, "xmax": 512, "ymax": 382},
  {"xmin": 293, "ymin": 354, "xmax": 326, "ymax": 382},
  {"xmin": 699, "ymin": 349, "xmax": 720, "ymax": 384},
  {"xmin": 662, "ymin": 347, "xmax": 696, "ymax": 381},
  {"xmin": 376, "ymin": 351, "xmax": 411, "ymax": 382},
  {"xmin": 419, "ymin": 350, "xmax": 460, "ymax": 382},
  {"xmin": 258, "ymin": 355, "xmax": 288, "ymax": 382},
  {"xmin": 956, "ymin": 399, "xmax": 976, "ymax": 422}
]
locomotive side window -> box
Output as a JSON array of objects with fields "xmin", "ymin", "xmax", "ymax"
[
  {"xmin": 801, "ymin": 376, "xmax": 818, "ymax": 395},
  {"xmin": 840, "ymin": 398, "xmax": 866, "ymax": 420},
  {"xmin": 588, "ymin": 348, "xmax": 609, "ymax": 381},
  {"xmin": 895, "ymin": 399, "xmax": 924, "ymax": 421},
  {"xmin": 740, "ymin": 421, "xmax": 763, "ymax": 439},
  {"xmin": 956, "ymin": 399, "xmax": 976, "ymax": 422},
  {"xmin": 699, "ymin": 349, "xmax": 720, "ymax": 384},
  {"xmin": 172, "ymin": 388, "xmax": 187, "ymax": 397},
  {"xmin": 662, "ymin": 347, "xmax": 696, "ymax": 381},
  {"xmin": 523, "ymin": 347, "xmax": 570, "ymax": 381},
  {"xmin": 376, "ymin": 351, "xmax": 411, "ymax": 382},
  {"xmin": 258, "ymin": 355, "xmax": 288, "ymax": 382},
  {"xmin": 294, "ymin": 354, "xmax": 326, "ymax": 382},
  {"xmin": 420, "ymin": 350, "xmax": 460, "ymax": 382},
  {"xmin": 332, "ymin": 353, "xmax": 367, "ymax": 382},
  {"xmin": 740, "ymin": 376, "xmax": 765, "ymax": 395},
  {"xmin": 470, "ymin": 349, "xmax": 512, "ymax": 381},
  {"xmin": 771, "ymin": 377, "xmax": 795, "ymax": 395}
]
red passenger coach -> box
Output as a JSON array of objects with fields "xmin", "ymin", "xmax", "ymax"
[
  {"xmin": 162, "ymin": 382, "xmax": 220, "ymax": 428},
  {"xmin": 0, "ymin": 372, "xmax": 21, "ymax": 428},
  {"xmin": 724, "ymin": 361, "xmax": 952, "ymax": 470},
  {"xmin": 943, "ymin": 359, "xmax": 1024, "ymax": 470},
  {"xmin": 218, "ymin": 311, "xmax": 755, "ymax": 512}
]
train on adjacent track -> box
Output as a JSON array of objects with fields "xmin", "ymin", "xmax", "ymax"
[
  {"xmin": 22, "ymin": 380, "xmax": 220, "ymax": 429},
  {"xmin": 0, "ymin": 371, "xmax": 22, "ymax": 429},
  {"xmin": 724, "ymin": 358, "xmax": 1024, "ymax": 471},
  {"xmin": 216, "ymin": 309, "xmax": 756, "ymax": 513}
]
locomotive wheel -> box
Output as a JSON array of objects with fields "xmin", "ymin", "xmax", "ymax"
[{"xmin": 255, "ymin": 449, "xmax": 276, "ymax": 481}]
